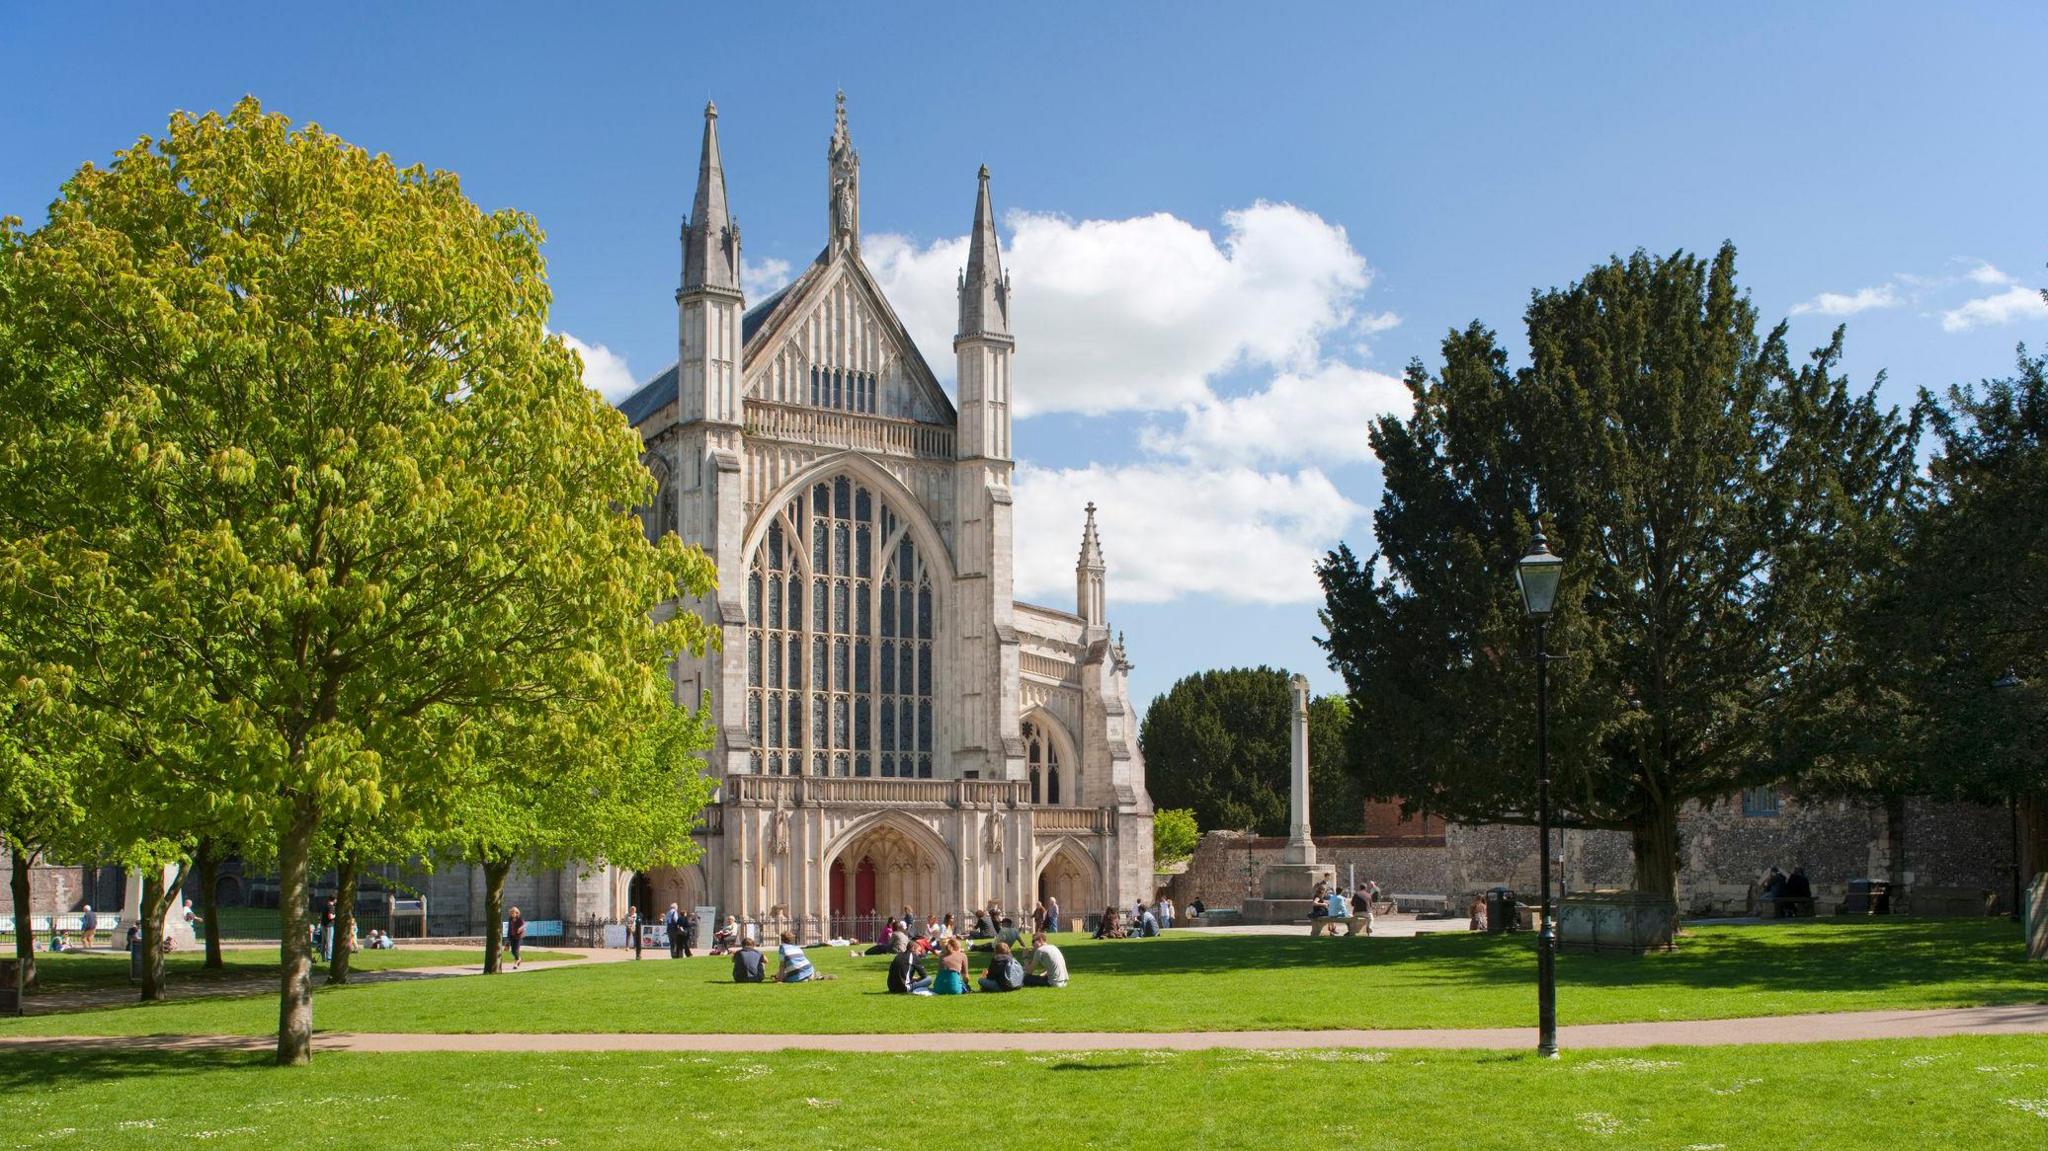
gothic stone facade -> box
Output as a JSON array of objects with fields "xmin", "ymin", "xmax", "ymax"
[{"xmin": 419, "ymin": 98, "xmax": 1151, "ymax": 938}]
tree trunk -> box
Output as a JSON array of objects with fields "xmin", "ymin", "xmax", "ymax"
[
  {"xmin": 8, "ymin": 844, "xmax": 34, "ymax": 990},
  {"xmin": 481, "ymin": 856, "xmax": 511, "ymax": 975},
  {"xmin": 275, "ymin": 795, "xmax": 319, "ymax": 1066},
  {"xmin": 1630, "ymin": 798, "xmax": 1682, "ymax": 921},
  {"xmin": 327, "ymin": 853, "xmax": 358, "ymax": 986},
  {"xmin": 196, "ymin": 839, "xmax": 224, "ymax": 970},
  {"xmin": 138, "ymin": 864, "xmax": 181, "ymax": 1003},
  {"xmin": 2022, "ymin": 792, "xmax": 2048, "ymax": 897}
]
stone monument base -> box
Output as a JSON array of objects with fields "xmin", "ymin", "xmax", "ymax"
[{"xmin": 1238, "ymin": 861, "xmax": 1336, "ymax": 924}]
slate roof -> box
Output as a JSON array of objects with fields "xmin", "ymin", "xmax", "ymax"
[{"xmin": 615, "ymin": 283, "xmax": 803, "ymax": 429}]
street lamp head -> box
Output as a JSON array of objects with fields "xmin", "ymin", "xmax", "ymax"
[
  {"xmin": 1993, "ymin": 668, "xmax": 2023, "ymax": 693},
  {"xmin": 1516, "ymin": 526, "xmax": 1565, "ymax": 620}
]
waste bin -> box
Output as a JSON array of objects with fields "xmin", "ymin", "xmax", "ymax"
[
  {"xmin": 1844, "ymin": 879, "xmax": 1890, "ymax": 915},
  {"xmin": 1486, "ymin": 886, "xmax": 1517, "ymax": 934}
]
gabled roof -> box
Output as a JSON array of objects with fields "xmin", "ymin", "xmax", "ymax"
[{"xmin": 743, "ymin": 245, "xmax": 957, "ymax": 424}]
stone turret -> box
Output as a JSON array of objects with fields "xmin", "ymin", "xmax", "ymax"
[{"xmin": 1076, "ymin": 502, "xmax": 1106, "ymax": 637}]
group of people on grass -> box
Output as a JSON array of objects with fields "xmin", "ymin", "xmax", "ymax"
[{"xmin": 1093, "ymin": 896, "xmax": 1176, "ymax": 939}]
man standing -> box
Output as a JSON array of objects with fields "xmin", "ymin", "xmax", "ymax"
[
  {"xmin": 1045, "ymin": 897, "xmax": 1061, "ymax": 934},
  {"xmin": 628, "ymin": 905, "xmax": 643, "ymax": 960},
  {"xmin": 664, "ymin": 903, "xmax": 683, "ymax": 958},
  {"xmin": 680, "ymin": 907, "xmax": 698, "ymax": 958},
  {"xmin": 319, "ymin": 899, "xmax": 337, "ymax": 962},
  {"xmin": 80, "ymin": 905, "xmax": 98, "ymax": 950}
]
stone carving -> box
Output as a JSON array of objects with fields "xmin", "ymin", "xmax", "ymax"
[
  {"xmin": 986, "ymin": 807, "xmax": 1004, "ymax": 856},
  {"xmin": 771, "ymin": 802, "xmax": 790, "ymax": 857}
]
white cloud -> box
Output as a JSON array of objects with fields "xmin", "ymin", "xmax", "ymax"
[
  {"xmin": 1941, "ymin": 285, "xmax": 2047, "ymax": 332},
  {"xmin": 1966, "ymin": 261, "xmax": 2013, "ymax": 286},
  {"xmin": 866, "ymin": 201, "xmax": 1373, "ymax": 417},
  {"xmin": 1356, "ymin": 310, "xmax": 1403, "ymax": 336},
  {"xmin": 1013, "ymin": 462, "xmax": 1362, "ymax": 606},
  {"xmin": 556, "ymin": 331, "xmax": 638, "ymax": 402},
  {"xmin": 743, "ymin": 255, "xmax": 795, "ymax": 297},
  {"xmin": 1790, "ymin": 284, "xmax": 1902, "ymax": 317},
  {"xmin": 1139, "ymin": 361, "xmax": 1409, "ymax": 466}
]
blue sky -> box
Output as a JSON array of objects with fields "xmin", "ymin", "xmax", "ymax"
[{"xmin": 4, "ymin": 3, "xmax": 2043, "ymax": 714}]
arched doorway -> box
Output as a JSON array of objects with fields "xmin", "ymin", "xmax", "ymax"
[
  {"xmin": 826, "ymin": 816, "xmax": 949, "ymax": 941},
  {"xmin": 627, "ymin": 872, "xmax": 655, "ymax": 922},
  {"xmin": 639, "ymin": 865, "xmax": 705, "ymax": 920},
  {"xmin": 1036, "ymin": 840, "xmax": 1099, "ymax": 925}
]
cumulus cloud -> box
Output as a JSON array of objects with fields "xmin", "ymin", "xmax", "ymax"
[
  {"xmin": 1941, "ymin": 284, "xmax": 2048, "ymax": 332},
  {"xmin": 1966, "ymin": 261, "xmax": 2013, "ymax": 286},
  {"xmin": 1790, "ymin": 284, "xmax": 1902, "ymax": 317},
  {"xmin": 1139, "ymin": 361, "xmax": 1409, "ymax": 466},
  {"xmin": 743, "ymin": 255, "xmax": 795, "ymax": 297},
  {"xmin": 867, "ymin": 201, "xmax": 1373, "ymax": 416},
  {"xmin": 1012, "ymin": 462, "xmax": 1362, "ymax": 606},
  {"xmin": 556, "ymin": 331, "xmax": 639, "ymax": 402}
]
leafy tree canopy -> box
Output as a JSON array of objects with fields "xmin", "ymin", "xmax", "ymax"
[
  {"xmin": 1139, "ymin": 667, "xmax": 1360, "ymax": 837},
  {"xmin": 1318, "ymin": 244, "xmax": 1918, "ymax": 902}
]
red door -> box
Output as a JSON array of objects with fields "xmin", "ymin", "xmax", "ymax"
[{"xmin": 828, "ymin": 860, "xmax": 847, "ymax": 937}]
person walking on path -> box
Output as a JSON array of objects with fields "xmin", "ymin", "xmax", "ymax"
[
  {"xmin": 681, "ymin": 908, "xmax": 698, "ymax": 958},
  {"xmin": 664, "ymin": 903, "xmax": 683, "ymax": 958},
  {"xmin": 320, "ymin": 899, "xmax": 337, "ymax": 961},
  {"xmin": 628, "ymin": 906, "xmax": 643, "ymax": 959},
  {"xmin": 80, "ymin": 906, "xmax": 98, "ymax": 950},
  {"xmin": 506, "ymin": 906, "xmax": 526, "ymax": 970},
  {"xmin": 1045, "ymin": 897, "xmax": 1061, "ymax": 934}
]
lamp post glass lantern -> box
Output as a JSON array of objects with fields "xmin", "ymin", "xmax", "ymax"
[{"xmin": 1518, "ymin": 525, "xmax": 1562, "ymax": 1058}]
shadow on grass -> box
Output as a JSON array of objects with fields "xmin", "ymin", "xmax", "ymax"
[
  {"xmin": 0, "ymin": 1045, "xmax": 265, "ymax": 1092},
  {"xmin": 1074, "ymin": 919, "xmax": 2046, "ymax": 1002}
]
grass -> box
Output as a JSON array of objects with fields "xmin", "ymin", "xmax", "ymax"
[
  {"xmin": 4, "ymin": 1037, "xmax": 2047, "ymax": 1149},
  {"xmin": 9, "ymin": 946, "xmax": 579, "ymax": 994},
  {"xmin": 1, "ymin": 918, "xmax": 2040, "ymax": 1038}
]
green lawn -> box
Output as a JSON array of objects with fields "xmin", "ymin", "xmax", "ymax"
[
  {"xmin": 11, "ymin": 946, "xmax": 579, "ymax": 994},
  {"xmin": 4, "ymin": 1037, "xmax": 2047, "ymax": 1149},
  {"xmin": 2, "ymin": 919, "xmax": 2041, "ymax": 1037}
]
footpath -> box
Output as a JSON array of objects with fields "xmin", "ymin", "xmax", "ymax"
[{"xmin": 4, "ymin": 1003, "xmax": 2045, "ymax": 1054}]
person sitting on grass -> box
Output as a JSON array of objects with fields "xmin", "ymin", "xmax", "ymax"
[
  {"xmin": 1023, "ymin": 932, "xmax": 1067, "ymax": 988},
  {"xmin": 1136, "ymin": 904, "xmax": 1160, "ymax": 937},
  {"xmin": 971, "ymin": 907, "xmax": 996, "ymax": 939},
  {"xmin": 775, "ymin": 931, "xmax": 829, "ymax": 982},
  {"xmin": 863, "ymin": 923, "xmax": 901, "ymax": 957},
  {"xmin": 1093, "ymin": 907, "xmax": 1124, "ymax": 940},
  {"xmin": 932, "ymin": 936, "xmax": 971, "ymax": 995},
  {"xmin": 732, "ymin": 936, "xmax": 766, "ymax": 983},
  {"xmin": 887, "ymin": 934, "xmax": 931, "ymax": 994},
  {"xmin": 979, "ymin": 941, "xmax": 1025, "ymax": 992}
]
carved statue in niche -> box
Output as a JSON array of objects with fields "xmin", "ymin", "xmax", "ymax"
[
  {"xmin": 986, "ymin": 807, "xmax": 1004, "ymax": 856},
  {"xmin": 771, "ymin": 803, "xmax": 791, "ymax": 857}
]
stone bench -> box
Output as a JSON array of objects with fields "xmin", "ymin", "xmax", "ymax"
[
  {"xmin": 1390, "ymin": 893, "xmax": 1450, "ymax": 915},
  {"xmin": 1305, "ymin": 915, "xmax": 1373, "ymax": 937}
]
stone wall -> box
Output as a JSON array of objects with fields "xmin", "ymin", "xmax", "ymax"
[
  {"xmin": 1169, "ymin": 793, "xmax": 2018, "ymax": 918},
  {"xmin": 0, "ymin": 852, "xmax": 124, "ymax": 916}
]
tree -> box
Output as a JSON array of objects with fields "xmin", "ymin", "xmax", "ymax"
[
  {"xmin": 1138, "ymin": 668, "xmax": 1359, "ymax": 836},
  {"xmin": 442, "ymin": 698, "xmax": 717, "ymax": 975},
  {"xmin": 1833, "ymin": 348, "xmax": 2048, "ymax": 888},
  {"xmin": 1152, "ymin": 808, "xmax": 1199, "ymax": 867},
  {"xmin": 1318, "ymin": 244, "xmax": 1918, "ymax": 908},
  {"xmin": 0, "ymin": 99, "xmax": 716, "ymax": 1063}
]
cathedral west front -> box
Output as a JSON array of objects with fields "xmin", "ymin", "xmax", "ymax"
[{"xmin": 423, "ymin": 96, "xmax": 1154, "ymax": 940}]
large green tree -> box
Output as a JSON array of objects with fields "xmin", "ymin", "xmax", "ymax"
[
  {"xmin": 0, "ymin": 100, "xmax": 715, "ymax": 1063},
  {"xmin": 1828, "ymin": 348, "xmax": 2048, "ymax": 890},
  {"xmin": 1139, "ymin": 667, "xmax": 1360, "ymax": 836},
  {"xmin": 1318, "ymin": 244, "xmax": 1918, "ymax": 906}
]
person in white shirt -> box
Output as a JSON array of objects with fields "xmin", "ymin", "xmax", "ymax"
[{"xmin": 1023, "ymin": 931, "xmax": 1068, "ymax": 987}]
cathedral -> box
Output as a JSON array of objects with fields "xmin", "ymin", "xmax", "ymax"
[{"xmin": 425, "ymin": 97, "xmax": 1154, "ymax": 940}]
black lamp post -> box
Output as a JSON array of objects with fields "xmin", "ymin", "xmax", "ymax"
[
  {"xmin": 1994, "ymin": 669, "xmax": 2025, "ymax": 922},
  {"xmin": 1516, "ymin": 525, "xmax": 1565, "ymax": 1060}
]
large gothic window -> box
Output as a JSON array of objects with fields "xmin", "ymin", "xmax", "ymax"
[
  {"xmin": 747, "ymin": 476, "xmax": 934, "ymax": 778},
  {"xmin": 1024, "ymin": 719, "xmax": 1063, "ymax": 805}
]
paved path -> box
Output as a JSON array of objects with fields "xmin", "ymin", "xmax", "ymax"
[{"xmin": 6, "ymin": 1004, "xmax": 2044, "ymax": 1055}]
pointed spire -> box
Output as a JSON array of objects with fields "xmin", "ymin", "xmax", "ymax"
[
  {"xmin": 683, "ymin": 100, "xmax": 739, "ymax": 292},
  {"xmin": 1077, "ymin": 502, "xmax": 1107, "ymax": 630},
  {"xmin": 1078, "ymin": 501, "xmax": 1105, "ymax": 571},
  {"xmin": 958, "ymin": 164, "xmax": 1009, "ymax": 338}
]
